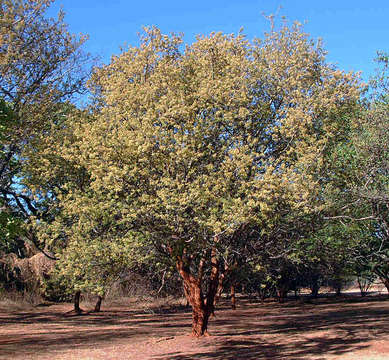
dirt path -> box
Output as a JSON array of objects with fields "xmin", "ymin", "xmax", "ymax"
[{"xmin": 0, "ymin": 296, "xmax": 388, "ymax": 359}]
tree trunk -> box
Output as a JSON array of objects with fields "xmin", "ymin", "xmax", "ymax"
[
  {"xmin": 180, "ymin": 270, "xmax": 212, "ymax": 337},
  {"xmin": 311, "ymin": 287, "xmax": 319, "ymax": 298},
  {"xmin": 190, "ymin": 287, "xmax": 210, "ymax": 337},
  {"xmin": 230, "ymin": 284, "xmax": 236, "ymax": 310},
  {"xmin": 180, "ymin": 283, "xmax": 190, "ymax": 307},
  {"xmin": 213, "ymin": 280, "xmax": 224, "ymax": 307},
  {"xmin": 357, "ymin": 277, "xmax": 367, "ymax": 297},
  {"xmin": 213, "ymin": 262, "xmax": 229, "ymax": 306},
  {"xmin": 175, "ymin": 246, "xmax": 220, "ymax": 337},
  {"xmin": 310, "ymin": 280, "xmax": 319, "ymax": 298},
  {"xmin": 294, "ymin": 289, "xmax": 299, "ymax": 299},
  {"xmin": 94, "ymin": 295, "xmax": 103, "ymax": 312},
  {"xmin": 381, "ymin": 277, "xmax": 389, "ymax": 295},
  {"xmin": 258, "ymin": 288, "xmax": 266, "ymax": 302},
  {"xmin": 277, "ymin": 287, "xmax": 288, "ymax": 303},
  {"xmin": 74, "ymin": 291, "xmax": 82, "ymax": 313}
]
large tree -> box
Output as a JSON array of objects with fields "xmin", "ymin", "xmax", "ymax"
[{"xmin": 58, "ymin": 24, "xmax": 360, "ymax": 336}]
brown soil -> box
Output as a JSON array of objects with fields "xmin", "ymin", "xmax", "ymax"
[{"xmin": 0, "ymin": 295, "xmax": 388, "ymax": 359}]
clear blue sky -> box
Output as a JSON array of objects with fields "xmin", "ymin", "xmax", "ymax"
[{"xmin": 48, "ymin": 0, "xmax": 389, "ymax": 82}]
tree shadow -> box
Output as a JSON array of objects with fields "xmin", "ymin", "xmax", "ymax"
[
  {"xmin": 0, "ymin": 306, "xmax": 193, "ymax": 358},
  {"xmin": 0, "ymin": 295, "xmax": 388, "ymax": 359},
  {"xmin": 153, "ymin": 337, "xmax": 370, "ymax": 360},
  {"xmin": 154, "ymin": 296, "xmax": 389, "ymax": 360}
]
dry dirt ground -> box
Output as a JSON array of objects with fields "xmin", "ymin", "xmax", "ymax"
[{"xmin": 0, "ymin": 294, "xmax": 388, "ymax": 360}]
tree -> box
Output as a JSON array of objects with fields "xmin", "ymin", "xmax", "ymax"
[
  {"xmin": 26, "ymin": 105, "xmax": 158, "ymax": 311},
  {"xmin": 322, "ymin": 52, "xmax": 389, "ymax": 293},
  {"xmin": 0, "ymin": 0, "xmax": 89, "ymax": 250},
  {"xmin": 60, "ymin": 24, "xmax": 360, "ymax": 336},
  {"xmin": 0, "ymin": 99, "xmax": 24, "ymax": 254},
  {"xmin": 47, "ymin": 197, "xmax": 152, "ymax": 313},
  {"xmin": 348, "ymin": 99, "xmax": 389, "ymax": 292}
]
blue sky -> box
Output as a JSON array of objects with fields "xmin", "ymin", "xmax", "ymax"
[{"xmin": 48, "ymin": 0, "xmax": 389, "ymax": 82}]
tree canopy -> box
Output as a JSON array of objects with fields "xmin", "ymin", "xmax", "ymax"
[
  {"xmin": 0, "ymin": 0, "xmax": 89, "ymax": 243},
  {"xmin": 45, "ymin": 24, "xmax": 361, "ymax": 336}
]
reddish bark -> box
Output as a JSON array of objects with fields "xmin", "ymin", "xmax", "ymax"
[
  {"xmin": 277, "ymin": 287, "xmax": 288, "ymax": 303},
  {"xmin": 74, "ymin": 291, "xmax": 82, "ymax": 314},
  {"xmin": 230, "ymin": 284, "xmax": 236, "ymax": 310},
  {"xmin": 213, "ymin": 276, "xmax": 224, "ymax": 307},
  {"xmin": 213, "ymin": 262, "xmax": 229, "ymax": 306},
  {"xmin": 94, "ymin": 295, "xmax": 103, "ymax": 312},
  {"xmin": 175, "ymin": 247, "xmax": 220, "ymax": 337}
]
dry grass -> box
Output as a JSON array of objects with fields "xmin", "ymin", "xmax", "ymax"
[{"xmin": 0, "ymin": 289, "xmax": 42, "ymax": 311}]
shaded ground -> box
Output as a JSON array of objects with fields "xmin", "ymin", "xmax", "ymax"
[{"xmin": 0, "ymin": 294, "xmax": 388, "ymax": 359}]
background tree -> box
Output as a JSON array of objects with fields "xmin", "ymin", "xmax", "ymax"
[
  {"xmin": 0, "ymin": 99, "xmax": 24, "ymax": 254},
  {"xmin": 0, "ymin": 0, "xmax": 89, "ymax": 254},
  {"xmin": 348, "ymin": 99, "xmax": 389, "ymax": 292},
  {"xmin": 321, "ymin": 53, "xmax": 389, "ymax": 293}
]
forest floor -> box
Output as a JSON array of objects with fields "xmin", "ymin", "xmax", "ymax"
[{"xmin": 0, "ymin": 292, "xmax": 388, "ymax": 360}]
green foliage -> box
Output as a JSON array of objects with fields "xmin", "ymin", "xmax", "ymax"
[
  {"xmin": 0, "ymin": 99, "xmax": 24, "ymax": 253},
  {"xmin": 0, "ymin": 207, "xmax": 24, "ymax": 253},
  {"xmin": 77, "ymin": 25, "xmax": 360, "ymax": 276},
  {"xmin": 31, "ymin": 24, "xmax": 361, "ymax": 315},
  {"xmin": 0, "ymin": 0, "xmax": 90, "ymax": 244},
  {"xmin": 318, "ymin": 52, "xmax": 389, "ymax": 290}
]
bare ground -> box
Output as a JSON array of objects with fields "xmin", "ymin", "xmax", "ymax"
[{"xmin": 0, "ymin": 294, "xmax": 388, "ymax": 359}]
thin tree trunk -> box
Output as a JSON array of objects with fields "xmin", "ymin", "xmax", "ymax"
[
  {"xmin": 277, "ymin": 286, "xmax": 288, "ymax": 303},
  {"xmin": 258, "ymin": 288, "xmax": 266, "ymax": 302},
  {"xmin": 230, "ymin": 284, "xmax": 236, "ymax": 310},
  {"xmin": 182, "ymin": 282, "xmax": 190, "ymax": 307},
  {"xmin": 213, "ymin": 262, "xmax": 229, "ymax": 306},
  {"xmin": 74, "ymin": 291, "xmax": 82, "ymax": 313},
  {"xmin": 213, "ymin": 280, "xmax": 224, "ymax": 306},
  {"xmin": 94, "ymin": 295, "xmax": 103, "ymax": 312},
  {"xmin": 357, "ymin": 277, "xmax": 367, "ymax": 297},
  {"xmin": 381, "ymin": 277, "xmax": 389, "ymax": 295},
  {"xmin": 310, "ymin": 278, "xmax": 319, "ymax": 298}
]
